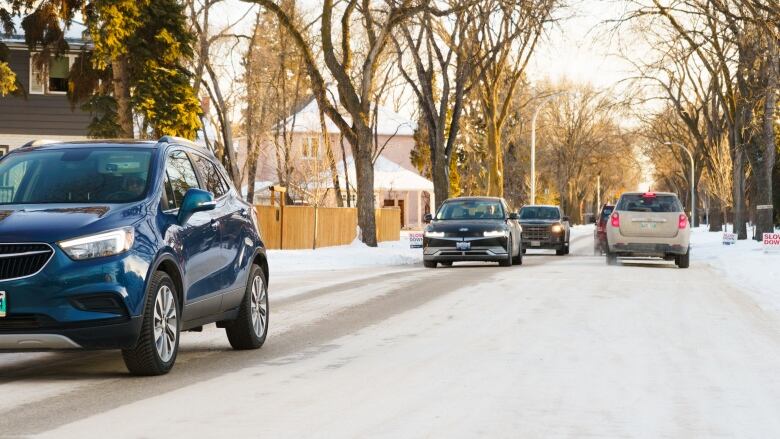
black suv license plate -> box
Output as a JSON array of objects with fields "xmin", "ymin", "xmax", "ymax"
[{"xmin": 456, "ymin": 241, "xmax": 471, "ymax": 251}]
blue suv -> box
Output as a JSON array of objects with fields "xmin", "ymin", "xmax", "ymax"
[{"xmin": 0, "ymin": 138, "xmax": 269, "ymax": 375}]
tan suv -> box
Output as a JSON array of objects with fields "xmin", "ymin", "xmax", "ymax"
[{"xmin": 606, "ymin": 192, "xmax": 691, "ymax": 268}]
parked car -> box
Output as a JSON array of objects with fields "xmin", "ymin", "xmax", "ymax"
[
  {"xmin": 518, "ymin": 205, "xmax": 571, "ymax": 255},
  {"xmin": 605, "ymin": 191, "xmax": 691, "ymax": 268},
  {"xmin": 422, "ymin": 197, "xmax": 522, "ymax": 268},
  {"xmin": 0, "ymin": 138, "xmax": 269, "ymax": 375},
  {"xmin": 593, "ymin": 204, "xmax": 615, "ymax": 255}
]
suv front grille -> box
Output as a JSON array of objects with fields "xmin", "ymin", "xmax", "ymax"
[
  {"xmin": 0, "ymin": 244, "xmax": 54, "ymax": 281},
  {"xmin": 522, "ymin": 225, "xmax": 550, "ymax": 241}
]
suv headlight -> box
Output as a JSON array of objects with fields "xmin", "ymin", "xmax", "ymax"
[
  {"xmin": 59, "ymin": 227, "xmax": 135, "ymax": 260},
  {"xmin": 424, "ymin": 230, "xmax": 445, "ymax": 238},
  {"xmin": 484, "ymin": 230, "xmax": 508, "ymax": 237},
  {"xmin": 551, "ymin": 224, "xmax": 563, "ymax": 233}
]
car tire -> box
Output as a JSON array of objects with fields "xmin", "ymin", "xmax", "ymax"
[
  {"xmin": 521, "ymin": 247, "xmax": 527, "ymax": 254},
  {"xmin": 606, "ymin": 251, "xmax": 618, "ymax": 266},
  {"xmin": 122, "ymin": 271, "xmax": 180, "ymax": 376},
  {"xmin": 513, "ymin": 247, "xmax": 523, "ymax": 265},
  {"xmin": 500, "ymin": 237, "xmax": 513, "ymax": 267},
  {"xmin": 440, "ymin": 261, "xmax": 453, "ymax": 267},
  {"xmin": 564, "ymin": 241, "xmax": 570, "ymax": 255},
  {"xmin": 676, "ymin": 249, "xmax": 690, "ymax": 269},
  {"xmin": 225, "ymin": 264, "xmax": 269, "ymax": 350},
  {"xmin": 424, "ymin": 260, "xmax": 437, "ymax": 268},
  {"xmin": 556, "ymin": 246, "xmax": 565, "ymax": 256}
]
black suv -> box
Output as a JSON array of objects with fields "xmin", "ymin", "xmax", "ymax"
[{"xmin": 519, "ymin": 205, "xmax": 571, "ymax": 255}]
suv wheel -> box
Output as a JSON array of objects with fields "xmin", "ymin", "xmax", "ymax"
[
  {"xmin": 676, "ymin": 249, "xmax": 690, "ymax": 269},
  {"xmin": 555, "ymin": 245, "xmax": 566, "ymax": 256},
  {"xmin": 424, "ymin": 260, "xmax": 437, "ymax": 268},
  {"xmin": 606, "ymin": 252, "xmax": 618, "ymax": 266},
  {"xmin": 225, "ymin": 264, "xmax": 269, "ymax": 350},
  {"xmin": 499, "ymin": 237, "xmax": 513, "ymax": 266},
  {"xmin": 122, "ymin": 271, "xmax": 180, "ymax": 376}
]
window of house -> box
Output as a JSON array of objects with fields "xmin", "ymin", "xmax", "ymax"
[
  {"xmin": 29, "ymin": 54, "xmax": 76, "ymax": 95},
  {"xmin": 302, "ymin": 136, "xmax": 318, "ymax": 159}
]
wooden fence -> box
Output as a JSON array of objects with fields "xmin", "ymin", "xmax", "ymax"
[{"xmin": 255, "ymin": 205, "xmax": 401, "ymax": 250}]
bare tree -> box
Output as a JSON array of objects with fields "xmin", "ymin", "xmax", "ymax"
[{"xmin": 243, "ymin": 0, "xmax": 452, "ymax": 246}]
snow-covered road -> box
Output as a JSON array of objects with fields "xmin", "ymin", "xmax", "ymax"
[{"xmin": 3, "ymin": 230, "xmax": 780, "ymax": 437}]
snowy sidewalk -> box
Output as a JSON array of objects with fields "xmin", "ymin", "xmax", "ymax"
[
  {"xmin": 267, "ymin": 232, "xmax": 423, "ymax": 275},
  {"xmin": 692, "ymin": 227, "xmax": 780, "ymax": 312}
]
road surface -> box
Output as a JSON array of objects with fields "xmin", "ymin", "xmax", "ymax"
[{"xmin": 2, "ymin": 235, "xmax": 780, "ymax": 438}]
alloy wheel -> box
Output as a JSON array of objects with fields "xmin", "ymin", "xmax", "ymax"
[
  {"xmin": 153, "ymin": 285, "xmax": 177, "ymax": 363},
  {"xmin": 250, "ymin": 275, "xmax": 268, "ymax": 337}
]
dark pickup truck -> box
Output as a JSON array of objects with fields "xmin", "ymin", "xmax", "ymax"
[{"xmin": 519, "ymin": 205, "xmax": 571, "ymax": 255}]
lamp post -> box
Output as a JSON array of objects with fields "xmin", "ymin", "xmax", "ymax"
[
  {"xmin": 664, "ymin": 141, "xmax": 695, "ymax": 227},
  {"xmin": 530, "ymin": 91, "xmax": 571, "ymax": 205}
]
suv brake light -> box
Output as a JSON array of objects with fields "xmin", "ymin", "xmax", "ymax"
[
  {"xmin": 678, "ymin": 214, "xmax": 688, "ymax": 229},
  {"xmin": 611, "ymin": 212, "xmax": 620, "ymax": 227}
]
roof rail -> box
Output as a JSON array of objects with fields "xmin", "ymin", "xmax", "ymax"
[
  {"xmin": 158, "ymin": 136, "xmax": 200, "ymax": 148},
  {"xmin": 20, "ymin": 139, "xmax": 60, "ymax": 148}
]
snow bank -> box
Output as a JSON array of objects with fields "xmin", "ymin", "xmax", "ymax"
[
  {"xmin": 692, "ymin": 227, "xmax": 780, "ymax": 312},
  {"xmin": 267, "ymin": 232, "xmax": 423, "ymax": 274}
]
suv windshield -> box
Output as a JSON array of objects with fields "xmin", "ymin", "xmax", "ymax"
[
  {"xmin": 0, "ymin": 148, "xmax": 153, "ymax": 204},
  {"xmin": 617, "ymin": 194, "xmax": 682, "ymax": 213},
  {"xmin": 436, "ymin": 199, "xmax": 504, "ymax": 220},
  {"xmin": 519, "ymin": 206, "xmax": 560, "ymax": 220}
]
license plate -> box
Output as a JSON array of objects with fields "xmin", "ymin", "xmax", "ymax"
[
  {"xmin": 456, "ymin": 241, "xmax": 471, "ymax": 251},
  {"xmin": 641, "ymin": 222, "xmax": 657, "ymax": 229},
  {"xmin": 531, "ymin": 241, "xmax": 541, "ymax": 247},
  {"xmin": 0, "ymin": 291, "xmax": 6, "ymax": 318}
]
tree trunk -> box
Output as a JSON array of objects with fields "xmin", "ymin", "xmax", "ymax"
[
  {"xmin": 354, "ymin": 127, "xmax": 377, "ymax": 246},
  {"xmin": 732, "ymin": 149, "xmax": 748, "ymax": 239},
  {"xmin": 431, "ymin": 151, "xmax": 449, "ymax": 212},
  {"xmin": 486, "ymin": 119, "xmax": 503, "ymax": 197},
  {"xmin": 112, "ymin": 56, "xmax": 133, "ymax": 138},
  {"xmin": 708, "ymin": 197, "xmax": 724, "ymax": 232}
]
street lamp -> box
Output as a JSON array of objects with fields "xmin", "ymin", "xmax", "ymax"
[
  {"xmin": 529, "ymin": 91, "xmax": 573, "ymax": 205},
  {"xmin": 663, "ymin": 141, "xmax": 695, "ymax": 227}
]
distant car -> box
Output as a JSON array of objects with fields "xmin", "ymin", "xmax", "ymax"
[
  {"xmin": 593, "ymin": 204, "xmax": 615, "ymax": 255},
  {"xmin": 0, "ymin": 138, "xmax": 269, "ymax": 375},
  {"xmin": 605, "ymin": 191, "xmax": 691, "ymax": 268},
  {"xmin": 518, "ymin": 205, "xmax": 571, "ymax": 255},
  {"xmin": 422, "ymin": 197, "xmax": 522, "ymax": 268}
]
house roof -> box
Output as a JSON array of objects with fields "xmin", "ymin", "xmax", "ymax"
[
  {"xmin": 335, "ymin": 156, "xmax": 433, "ymax": 192},
  {"xmin": 1, "ymin": 17, "xmax": 89, "ymax": 49},
  {"xmin": 281, "ymin": 98, "xmax": 416, "ymax": 137}
]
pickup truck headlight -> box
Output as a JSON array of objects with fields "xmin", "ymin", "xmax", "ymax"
[
  {"xmin": 424, "ymin": 230, "xmax": 445, "ymax": 238},
  {"xmin": 59, "ymin": 227, "xmax": 135, "ymax": 260},
  {"xmin": 551, "ymin": 224, "xmax": 563, "ymax": 233},
  {"xmin": 483, "ymin": 230, "xmax": 509, "ymax": 237}
]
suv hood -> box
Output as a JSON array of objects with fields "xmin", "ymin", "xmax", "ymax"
[
  {"xmin": 0, "ymin": 204, "xmax": 144, "ymax": 243},
  {"xmin": 428, "ymin": 219, "xmax": 507, "ymax": 233},
  {"xmin": 519, "ymin": 219, "xmax": 560, "ymax": 225}
]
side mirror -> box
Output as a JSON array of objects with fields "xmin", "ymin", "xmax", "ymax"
[
  {"xmin": 508, "ymin": 212, "xmax": 519, "ymax": 220},
  {"xmin": 562, "ymin": 215, "xmax": 570, "ymax": 222},
  {"xmin": 423, "ymin": 213, "xmax": 433, "ymax": 223},
  {"xmin": 178, "ymin": 188, "xmax": 216, "ymax": 225}
]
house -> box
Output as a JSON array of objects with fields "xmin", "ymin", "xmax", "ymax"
[
  {"xmin": 0, "ymin": 24, "xmax": 92, "ymax": 153},
  {"xmin": 239, "ymin": 97, "xmax": 434, "ymax": 227}
]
